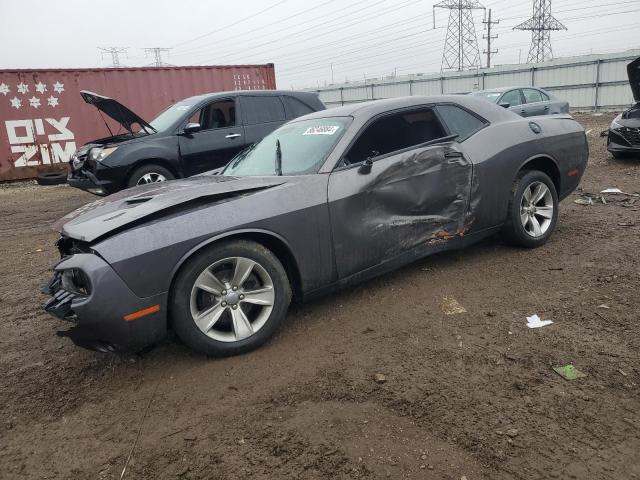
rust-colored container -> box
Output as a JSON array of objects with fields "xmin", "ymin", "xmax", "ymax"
[{"xmin": 0, "ymin": 64, "xmax": 276, "ymax": 181}]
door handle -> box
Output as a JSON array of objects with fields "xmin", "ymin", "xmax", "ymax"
[
  {"xmin": 225, "ymin": 133, "xmax": 241, "ymax": 139},
  {"xmin": 544, "ymin": 105, "xmax": 550, "ymax": 110},
  {"xmin": 444, "ymin": 151, "xmax": 463, "ymax": 159}
]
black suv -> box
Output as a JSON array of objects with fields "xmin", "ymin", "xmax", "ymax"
[{"xmin": 68, "ymin": 90, "xmax": 325, "ymax": 195}]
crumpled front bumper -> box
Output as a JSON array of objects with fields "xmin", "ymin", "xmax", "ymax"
[
  {"xmin": 607, "ymin": 128, "xmax": 640, "ymax": 154},
  {"xmin": 43, "ymin": 253, "xmax": 168, "ymax": 352}
]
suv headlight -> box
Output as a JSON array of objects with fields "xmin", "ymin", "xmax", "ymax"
[{"xmin": 89, "ymin": 147, "xmax": 118, "ymax": 162}]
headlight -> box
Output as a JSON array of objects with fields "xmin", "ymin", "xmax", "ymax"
[
  {"xmin": 71, "ymin": 153, "xmax": 85, "ymax": 170},
  {"xmin": 88, "ymin": 147, "xmax": 118, "ymax": 162},
  {"xmin": 60, "ymin": 268, "xmax": 91, "ymax": 296},
  {"xmin": 610, "ymin": 116, "xmax": 624, "ymax": 130}
]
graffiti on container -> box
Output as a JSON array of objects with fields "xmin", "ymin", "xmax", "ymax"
[{"xmin": 4, "ymin": 117, "xmax": 76, "ymax": 167}]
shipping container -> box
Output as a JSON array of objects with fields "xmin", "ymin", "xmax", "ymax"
[{"xmin": 0, "ymin": 64, "xmax": 276, "ymax": 181}]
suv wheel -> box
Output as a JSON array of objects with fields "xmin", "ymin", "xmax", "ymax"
[{"xmin": 127, "ymin": 164, "xmax": 175, "ymax": 188}]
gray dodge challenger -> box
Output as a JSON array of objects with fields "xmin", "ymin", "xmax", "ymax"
[{"xmin": 44, "ymin": 95, "xmax": 588, "ymax": 356}]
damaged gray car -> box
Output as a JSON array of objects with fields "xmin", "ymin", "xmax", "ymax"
[
  {"xmin": 608, "ymin": 56, "xmax": 640, "ymax": 158},
  {"xmin": 44, "ymin": 95, "xmax": 588, "ymax": 356}
]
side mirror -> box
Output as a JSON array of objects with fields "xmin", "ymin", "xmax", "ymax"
[
  {"xmin": 358, "ymin": 158, "xmax": 373, "ymax": 175},
  {"xmin": 183, "ymin": 122, "xmax": 201, "ymax": 134},
  {"xmin": 499, "ymin": 102, "xmax": 511, "ymax": 109}
]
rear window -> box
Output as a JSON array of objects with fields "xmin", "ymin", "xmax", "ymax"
[
  {"xmin": 523, "ymin": 88, "xmax": 544, "ymax": 103},
  {"xmin": 436, "ymin": 105, "xmax": 486, "ymax": 140},
  {"xmin": 283, "ymin": 96, "xmax": 315, "ymax": 118},
  {"xmin": 242, "ymin": 96, "xmax": 286, "ymax": 125}
]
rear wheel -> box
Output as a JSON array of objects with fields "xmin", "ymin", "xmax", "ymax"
[
  {"xmin": 171, "ymin": 240, "xmax": 291, "ymax": 357},
  {"xmin": 502, "ymin": 170, "xmax": 558, "ymax": 248},
  {"xmin": 127, "ymin": 164, "xmax": 174, "ymax": 188}
]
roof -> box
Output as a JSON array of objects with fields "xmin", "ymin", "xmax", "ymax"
[
  {"xmin": 298, "ymin": 95, "xmax": 516, "ymax": 123},
  {"xmin": 181, "ymin": 89, "xmax": 320, "ymax": 104}
]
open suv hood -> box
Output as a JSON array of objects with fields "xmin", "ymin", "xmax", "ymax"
[
  {"xmin": 629, "ymin": 57, "xmax": 640, "ymax": 103},
  {"xmin": 80, "ymin": 90, "xmax": 157, "ymax": 135}
]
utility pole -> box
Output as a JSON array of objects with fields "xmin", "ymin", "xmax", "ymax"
[
  {"xmin": 98, "ymin": 47, "xmax": 128, "ymax": 67},
  {"xmin": 482, "ymin": 9, "xmax": 499, "ymax": 68},
  {"xmin": 514, "ymin": 0, "xmax": 566, "ymax": 63},
  {"xmin": 434, "ymin": 0, "xmax": 485, "ymax": 72},
  {"xmin": 143, "ymin": 47, "xmax": 173, "ymax": 67}
]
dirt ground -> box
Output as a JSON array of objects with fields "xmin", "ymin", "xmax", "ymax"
[{"xmin": 1, "ymin": 113, "xmax": 639, "ymax": 480}]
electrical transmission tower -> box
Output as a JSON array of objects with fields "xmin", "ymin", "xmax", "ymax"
[
  {"xmin": 143, "ymin": 48, "xmax": 173, "ymax": 67},
  {"xmin": 514, "ymin": 0, "xmax": 566, "ymax": 63},
  {"xmin": 434, "ymin": 0, "xmax": 485, "ymax": 72},
  {"xmin": 98, "ymin": 47, "xmax": 128, "ymax": 67},
  {"xmin": 482, "ymin": 9, "xmax": 499, "ymax": 68}
]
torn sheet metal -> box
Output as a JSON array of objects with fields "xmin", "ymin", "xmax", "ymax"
[{"xmin": 328, "ymin": 144, "xmax": 476, "ymax": 278}]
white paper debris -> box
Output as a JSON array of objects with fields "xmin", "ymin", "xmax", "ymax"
[{"xmin": 526, "ymin": 314, "xmax": 553, "ymax": 329}]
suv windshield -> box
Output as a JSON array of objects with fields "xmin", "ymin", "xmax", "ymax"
[
  {"xmin": 149, "ymin": 101, "xmax": 198, "ymax": 132},
  {"xmin": 471, "ymin": 91, "xmax": 502, "ymax": 103},
  {"xmin": 223, "ymin": 117, "xmax": 351, "ymax": 176}
]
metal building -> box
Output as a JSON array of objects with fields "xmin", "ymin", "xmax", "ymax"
[{"xmin": 308, "ymin": 49, "xmax": 638, "ymax": 112}]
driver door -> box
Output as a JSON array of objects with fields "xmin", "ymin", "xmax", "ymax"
[
  {"xmin": 178, "ymin": 98, "xmax": 246, "ymax": 175},
  {"xmin": 327, "ymin": 107, "xmax": 473, "ymax": 279}
]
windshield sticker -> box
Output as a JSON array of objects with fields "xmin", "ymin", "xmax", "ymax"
[{"xmin": 303, "ymin": 125, "xmax": 340, "ymax": 136}]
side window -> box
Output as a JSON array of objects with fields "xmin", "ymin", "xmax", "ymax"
[
  {"xmin": 343, "ymin": 108, "xmax": 446, "ymax": 165},
  {"xmin": 540, "ymin": 90, "xmax": 550, "ymax": 101},
  {"xmin": 523, "ymin": 88, "xmax": 544, "ymax": 104},
  {"xmin": 242, "ymin": 96, "xmax": 286, "ymax": 125},
  {"xmin": 501, "ymin": 90, "xmax": 523, "ymax": 107},
  {"xmin": 283, "ymin": 96, "xmax": 315, "ymax": 118},
  {"xmin": 189, "ymin": 99, "xmax": 236, "ymax": 130},
  {"xmin": 436, "ymin": 105, "xmax": 486, "ymax": 140}
]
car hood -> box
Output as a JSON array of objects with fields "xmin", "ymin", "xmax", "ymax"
[
  {"xmin": 81, "ymin": 90, "xmax": 157, "ymax": 135},
  {"xmin": 55, "ymin": 175, "xmax": 287, "ymax": 242},
  {"xmin": 629, "ymin": 56, "xmax": 640, "ymax": 103}
]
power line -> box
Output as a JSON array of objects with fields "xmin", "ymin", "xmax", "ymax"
[
  {"xmin": 143, "ymin": 48, "xmax": 173, "ymax": 67},
  {"xmin": 98, "ymin": 47, "xmax": 128, "ymax": 67},
  {"xmin": 514, "ymin": 0, "xmax": 567, "ymax": 63},
  {"xmin": 483, "ymin": 8, "xmax": 499, "ymax": 68},
  {"xmin": 434, "ymin": 0, "xmax": 486, "ymax": 71},
  {"xmin": 184, "ymin": 0, "xmax": 420, "ymax": 64},
  {"xmin": 172, "ymin": 0, "xmax": 290, "ymax": 49}
]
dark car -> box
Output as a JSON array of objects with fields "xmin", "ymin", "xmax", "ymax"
[
  {"xmin": 44, "ymin": 95, "xmax": 588, "ymax": 356},
  {"xmin": 470, "ymin": 86, "xmax": 569, "ymax": 117},
  {"xmin": 607, "ymin": 56, "xmax": 640, "ymax": 158},
  {"xmin": 68, "ymin": 90, "xmax": 325, "ymax": 195}
]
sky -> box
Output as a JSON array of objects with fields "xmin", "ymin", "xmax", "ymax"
[{"xmin": 1, "ymin": 0, "xmax": 638, "ymax": 89}]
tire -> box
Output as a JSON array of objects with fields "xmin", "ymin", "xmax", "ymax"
[
  {"xmin": 501, "ymin": 170, "xmax": 559, "ymax": 248},
  {"xmin": 127, "ymin": 164, "xmax": 174, "ymax": 188},
  {"xmin": 170, "ymin": 240, "xmax": 292, "ymax": 357},
  {"xmin": 36, "ymin": 171, "xmax": 67, "ymax": 186}
]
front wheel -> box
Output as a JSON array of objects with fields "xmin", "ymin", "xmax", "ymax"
[
  {"xmin": 171, "ymin": 240, "xmax": 292, "ymax": 357},
  {"xmin": 502, "ymin": 170, "xmax": 559, "ymax": 248},
  {"xmin": 127, "ymin": 164, "xmax": 175, "ymax": 188}
]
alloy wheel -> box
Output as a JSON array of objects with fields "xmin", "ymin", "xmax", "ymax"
[
  {"xmin": 137, "ymin": 172, "xmax": 167, "ymax": 185},
  {"xmin": 520, "ymin": 181, "xmax": 554, "ymax": 237},
  {"xmin": 189, "ymin": 257, "xmax": 275, "ymax": 342}
]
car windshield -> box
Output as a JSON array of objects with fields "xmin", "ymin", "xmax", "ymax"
[
  {"xmin": 149, "ymin": 101, "xmax": 198, "ymax": 131},
  {"xmin": 471, "ymin": 91, "xmax": 503, "ymax": 103},
  {"xmin": 223, "ymin": 117, "xmax": 351, "ymax": 177}
]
